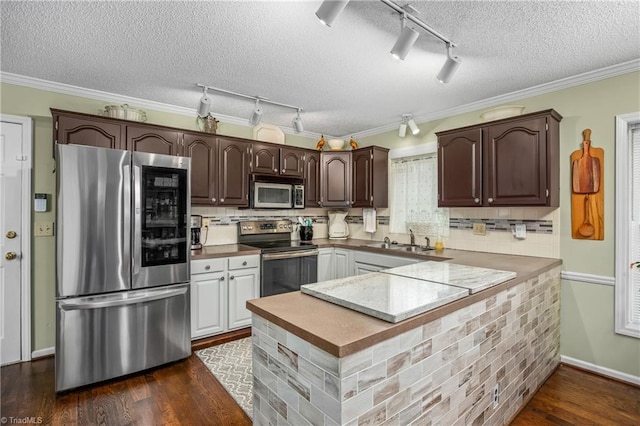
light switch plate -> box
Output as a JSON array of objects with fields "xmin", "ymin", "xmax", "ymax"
[
  {"xmin": 514, "ymin": 223, "xmax": 527, "ymax": 239},
  {"xmin": 472, "ymin": 222, "xmax": 486, "ymax": 236}
]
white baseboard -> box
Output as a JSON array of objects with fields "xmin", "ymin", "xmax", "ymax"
[
  {"xmin": 561, "ymin": 355, "xmax": 640, "ymax": 386},
  {"xmin": 31, "ymin": 347, "xmax": 54, "ymax": 359}
]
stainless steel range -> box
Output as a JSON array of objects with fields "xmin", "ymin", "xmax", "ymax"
[{"xmin": 238, "ymin": 220, "xmax": 318, "ymax": 296}]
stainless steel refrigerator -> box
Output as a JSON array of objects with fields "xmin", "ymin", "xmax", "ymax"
[{"xmin": 55, "ymin": 144, "xmax": 191, "ymax": 392}]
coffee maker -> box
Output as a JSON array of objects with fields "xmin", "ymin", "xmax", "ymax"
[{"xmin": 190, "ymin": 215, "xmax": 203, "ymax": 250}]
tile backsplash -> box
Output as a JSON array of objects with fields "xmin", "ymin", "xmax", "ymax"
[{"xmin": 192, "ymin": 206, "xmax": 560, "ymax": 259}]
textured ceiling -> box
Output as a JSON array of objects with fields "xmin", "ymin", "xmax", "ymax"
[{"xmin": 1, "ymin": 1, "xmax": 639, "ymax": 137}]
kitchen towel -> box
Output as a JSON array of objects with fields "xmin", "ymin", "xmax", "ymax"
[{"xmin": 363, "ymin": 208, "xmax": 377, "ymax": 233}]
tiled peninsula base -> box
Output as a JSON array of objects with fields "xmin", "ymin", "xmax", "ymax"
[{"xmin": 251, "ymin": 266, "xmax": 560, "ymax": 425}]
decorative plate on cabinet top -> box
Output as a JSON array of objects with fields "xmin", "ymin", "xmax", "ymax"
[
  {"xmin": 253, "ymin": 123, "xmax": 285, "ymax": 144},
  {"xmin": 480, "ymin": 105, "xmax": 525, "ymax": 122}
]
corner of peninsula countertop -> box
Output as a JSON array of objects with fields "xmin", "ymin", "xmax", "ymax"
[{"xmin": 246, "ymin": 240, "xmax": 561, "ymax": 358}]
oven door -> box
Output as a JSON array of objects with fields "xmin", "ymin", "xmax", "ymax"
[{"xmin": 261, "ymin": 249, "xmax": 318, "ymax": 297}]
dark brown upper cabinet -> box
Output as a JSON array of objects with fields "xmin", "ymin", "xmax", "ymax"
[
  {"xmin": 183, "ymin": 132, "xmax": 217, "ymax": 205},
  {"xmin": 352, "ymin": 146, "xmax": 389, "ymax": 208},
  {"xmin": 251, "ymin": 143, "xmax": 304, "ymax": 179},
  {"xmin": 436, "ymin": 109, "xmax": 562, "ymax": 207},
  {"xmin": 126, "ymin": 125, "xmax": 180, "ymax": 155},
  {"xmin": 217, "ymin": 137, "xmax": 250, "ymax": 207},
  {"xmin": 321, "ymin": 151, "xmax": 352, "ymax": 207},
  {"xmin": 52, "ymin": 109, "xmax": 126, "ymax": 150},
  {"xmin": 304, "ymin": 151, "xmax": 321, "ymax": 208}
]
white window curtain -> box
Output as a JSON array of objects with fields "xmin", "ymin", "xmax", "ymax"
[
  {"xmin": 615, "ymin": 114, "xmax": 640, "ymax": 338},
  {"xmin": 389, "ymin": 155, "xmax": 448, "ymax": 236}
]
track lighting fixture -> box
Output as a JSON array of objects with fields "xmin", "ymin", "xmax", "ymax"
[
  {"xmin": 195, "ymin": 84, "xmax": 303, "ymax": 131},
  {"xmin": 197, "ymin": 86, "xmax": 211, "ymax": 117},
  {"xmin": 390, "ymin": 15, "xmax": 419, "ymax": 60},
  {"xmin": 436, "ymin": 43, "xmax": 462, "ymax": 84},
  {"xmin": 399, "ymin": 114, "xmax": 419, "ymax": 137},
  {"xmin": 318, "ymin": 0, "xmax": 461, "ymax": 82},
  {"xmin": 315, "ymin": 0, "xmax": 350, "ymax": 27},
  {"xmin": 250, "ymin": 99, "xmax": 263, "ymax": 126},
  {"xmin": 292, "ymin": 109, "xmax": 304, "ymax": 133}
]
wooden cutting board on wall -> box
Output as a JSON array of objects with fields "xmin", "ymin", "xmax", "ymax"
[{"xmin": 571, "ymin": 129, "xmax": 604, "ymax": 240}]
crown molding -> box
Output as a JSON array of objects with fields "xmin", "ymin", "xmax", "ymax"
[
  {"xmin": 0, "ymin": 72, "xmax": 321, "ymax": 139},
  {"xmin": 348, "ymin": 59, "xmax": 640, "ymax": 139}
]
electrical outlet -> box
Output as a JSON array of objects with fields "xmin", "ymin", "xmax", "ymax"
[
  {"xmin": 35, "ymin": 221, "xmax": 54, "ymax": 237},
  {"xmin": 203, "ymin": 219, "xmax": 209, "ymax": 229},
  {"xmin": 472, "ymin": 222, "xmax": 486, "ymax": 236},
  {"xmin": 492, "ymin": 384, "xmax": 499, "ymax": 408}
]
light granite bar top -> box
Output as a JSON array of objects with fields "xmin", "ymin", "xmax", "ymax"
[
  {"xmin": 383, "ymin": 261, "xmax": 517, "ymax": 294},
  {"xmin": 247, "ymin": 247, "xmax": 561, "ymax": 357},
  {"xmin": 301, "ymin": 272, "xmax": 469, "ymax": 323}
]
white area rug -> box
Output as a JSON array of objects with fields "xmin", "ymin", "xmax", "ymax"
[{"xmin": 196, "ymin": 337, "xmax": 253, "ymax": 419}]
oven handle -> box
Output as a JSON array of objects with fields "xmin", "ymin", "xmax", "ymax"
[{"xmin": 262, "ymin": 249, "xmax": 319, "ymax": 261}]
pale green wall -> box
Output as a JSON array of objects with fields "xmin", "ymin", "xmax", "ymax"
[
  {"xmin": 0, "ymin": 82, "xmax": 317, "ymax": 351},
  {"xmin": 359, "ymin": 71, "xmax": 640, "ymax": 376}
]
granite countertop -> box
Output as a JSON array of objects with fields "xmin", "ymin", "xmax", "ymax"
[
  {"xmin": 247, "ymin": 247, "xmax": 561, "ymax": 357},
  {"xmin": 190, "ymin": 244, "xmax": 261, "ymax": 260},
  {"xmin": 300, "ymin": 261, "xmax": 517, "ymax": 323},
  {"xmin": 301, "ymin": 272, "xmax": 470, "ymax": 323}
]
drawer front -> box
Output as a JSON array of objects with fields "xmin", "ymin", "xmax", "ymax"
[
  {"xmin": 191, "ymin": 258, "xmax": 225, "ymax": 274},
  {"xmin": 228, "ymin": 255, "xmax": 260, "ymax": 270}
]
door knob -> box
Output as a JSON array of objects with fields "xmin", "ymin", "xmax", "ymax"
[
  {"xmin": 5, "ymin": 252, "xmax": 17, "ymax": 260},
  {"xmin": 6, "ymin": 231, "xmax": 17, "ymax": 239},
  {"xmin": 474, "ymin": 198, "xmax": 480, "ymax": 204}
]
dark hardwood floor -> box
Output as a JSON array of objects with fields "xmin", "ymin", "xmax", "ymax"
[
  {"xmin": 3, "ymin": 333, "xmax": 638, "ymax": 426},
  {"xmin": 512, "ymin": 364, "xmax": 640, "ymax": 425}
]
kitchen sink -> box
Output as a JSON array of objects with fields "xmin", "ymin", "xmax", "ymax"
[
  {"xmin": 363, "ymin": 242, "xmax": 433, "ymax": 253},
  {"xmin": 399, "ymin": 246, "xmax": 434, "ymax": 253},
  {"xmin": 364, "ymin": 242, "xmax": 392, "ymax": 249}
]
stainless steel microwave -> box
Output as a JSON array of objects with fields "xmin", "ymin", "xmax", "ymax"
[{"xmin": 252, "ymin": 182, "xmax": 304, "ymax": 209}]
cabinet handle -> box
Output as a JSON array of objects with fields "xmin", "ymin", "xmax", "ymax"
[
  {"xmin": 488, "ymin": 198, "xmax": 494, "ymax": 203},
  {"xmin": 221, "ymin": 198, "xmax": 224, "ymax": 203},
  {"xmin": 229, "ymin": 275, "xmax": 235, "ymax": 280},
  {"xmin": 474, "ymin": 198, "xmax": 480, "ymax": 204},
  {"xmin": 273, "ymin": 168, "xmax": 277, "ymax": 172},
  {"xmin": 211, "ymin": 197, "xmax": 216, "ymax": 202},
  {"xmin": 242, "ymin": 261, "xmax": 247, "ymax": 266},
  {"xmin": 220, "ymin": 276, "xmax": 225, "ymax": 282},
  {"xmin": 281, "ymin": 169, "xmax": 285, "ymax": 173},
  {"xmin": 204, "ymin": 265, "xmax": 210, "ymax": 270}
]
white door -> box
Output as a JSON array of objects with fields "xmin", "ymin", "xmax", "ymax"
[{"xmin": 0, "ymin": 116, "xmax": 31, "ymax": 365}]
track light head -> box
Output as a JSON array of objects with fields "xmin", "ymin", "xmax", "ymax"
[
  {"xmin": 293, "ymin": 109, "xmax": 304, "ymax": 133},
  {"xmin": 398, "ymin": 122, "xmax": 407, "ymax": 138},
  {"xmin": 390, "ymin": 20, "xmax": 419, "ymax": 60},
  {"xmin": 407, "ymin": 117, "xmax": 420, "ymax": 135},
  {"xmin": 399, "ymin": 114, "xmax": 415, "ymax": 138},
  {"xmin": 316, "ymin": 0, "xmax": 350, "ymax": 27},
  {"xmin": 436, "ymin": 44, "xmax": 462, "ymax": 84},
  {"xmin": 249, "ymin": 99, "xmax": 263, "ymax": 126},
  {"xmin": 197, "ymin": 87, "xmax": 211, "ymax": 117}
]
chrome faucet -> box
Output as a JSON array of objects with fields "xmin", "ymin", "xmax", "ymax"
[
  {"xmin": 425, "ymin": 236, "xmax": 431, "ymax": 248},
  {"xmin": 409, "ymin": 229, "xmax": 415, "ymax": 246},
  {"xmin": 384, "ymin": 236, "xmax": 391, "ymax": 244}
]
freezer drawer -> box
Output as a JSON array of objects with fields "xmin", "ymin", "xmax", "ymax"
[{"xmin": 55, "ymin": 283, "xmax": 190, "ymax": 392}]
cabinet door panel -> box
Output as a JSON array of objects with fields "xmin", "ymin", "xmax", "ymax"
[
  {"xmin": 486, "ymin": 117, "xmax": 547, "ymax": 205},
  {"xmin": 218, "ymin": 138, "xmax": 250, "ymax": 206},
  {"xmin": 55, "ymin": 114, "xmax": 125, "ymax": 149},
  {"xmin": 228, "ymin": 269, "xmax": 259, "ymax": 330},
  {"xmin": 184, "ymin": 133, "xmax": 216, "ymax": 205},
  {"xmin": 304, "ymin": 151, "xmax": 321, "ymax": 207},
  {"xmin": 127, "ymin": 125, "xmax": 180, "ymax": 155},
  {"xmin": 321, "ymin": 152, "xmax": 352, "ymax": 207},
  {"xmin": 280, "ymin": 147, "xmax": 304, "ymax": 178},
  {"xmin": 334, "ymin": 249, "xmax": 352, "ymax": 279},
  {"xmin": 252, "ymin": 143, "xmax": 279, "ymax": 175},
  {"xmin": 191, "ymin": 272, "xmax": 225, "ymax": 338},
  {"xmin": 352, "ymin": 149, "xmax": 372, "ymax": 207},
  {"xmin": 438, "ymin": 129, "xmax": 482, "ymax": 207},
  {"xmin": 317, "ymin": 248, "xmax": 334, "ymax": 282}
]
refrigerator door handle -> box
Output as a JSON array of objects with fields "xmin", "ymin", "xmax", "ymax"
[
  {"xmin": 59, "ymin": 286, "xmax": 188, "ymax": 311},
  {"xmin": 132, "ymin": 164, "xmax": 142, "ymax": 275},
  {"xmin": 123, "ymin": 163, "xmax": 131, "ymax": 273}
]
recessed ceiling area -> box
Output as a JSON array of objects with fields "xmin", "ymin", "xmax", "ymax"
[{"xmin": 1, "ymin": 1, "xmax": 639, "ymax": 137}]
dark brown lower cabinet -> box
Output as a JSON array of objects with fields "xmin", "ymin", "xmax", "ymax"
[{"xmin": 437, "ymin": 109, "xmax": 561, "ymax": 207}]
